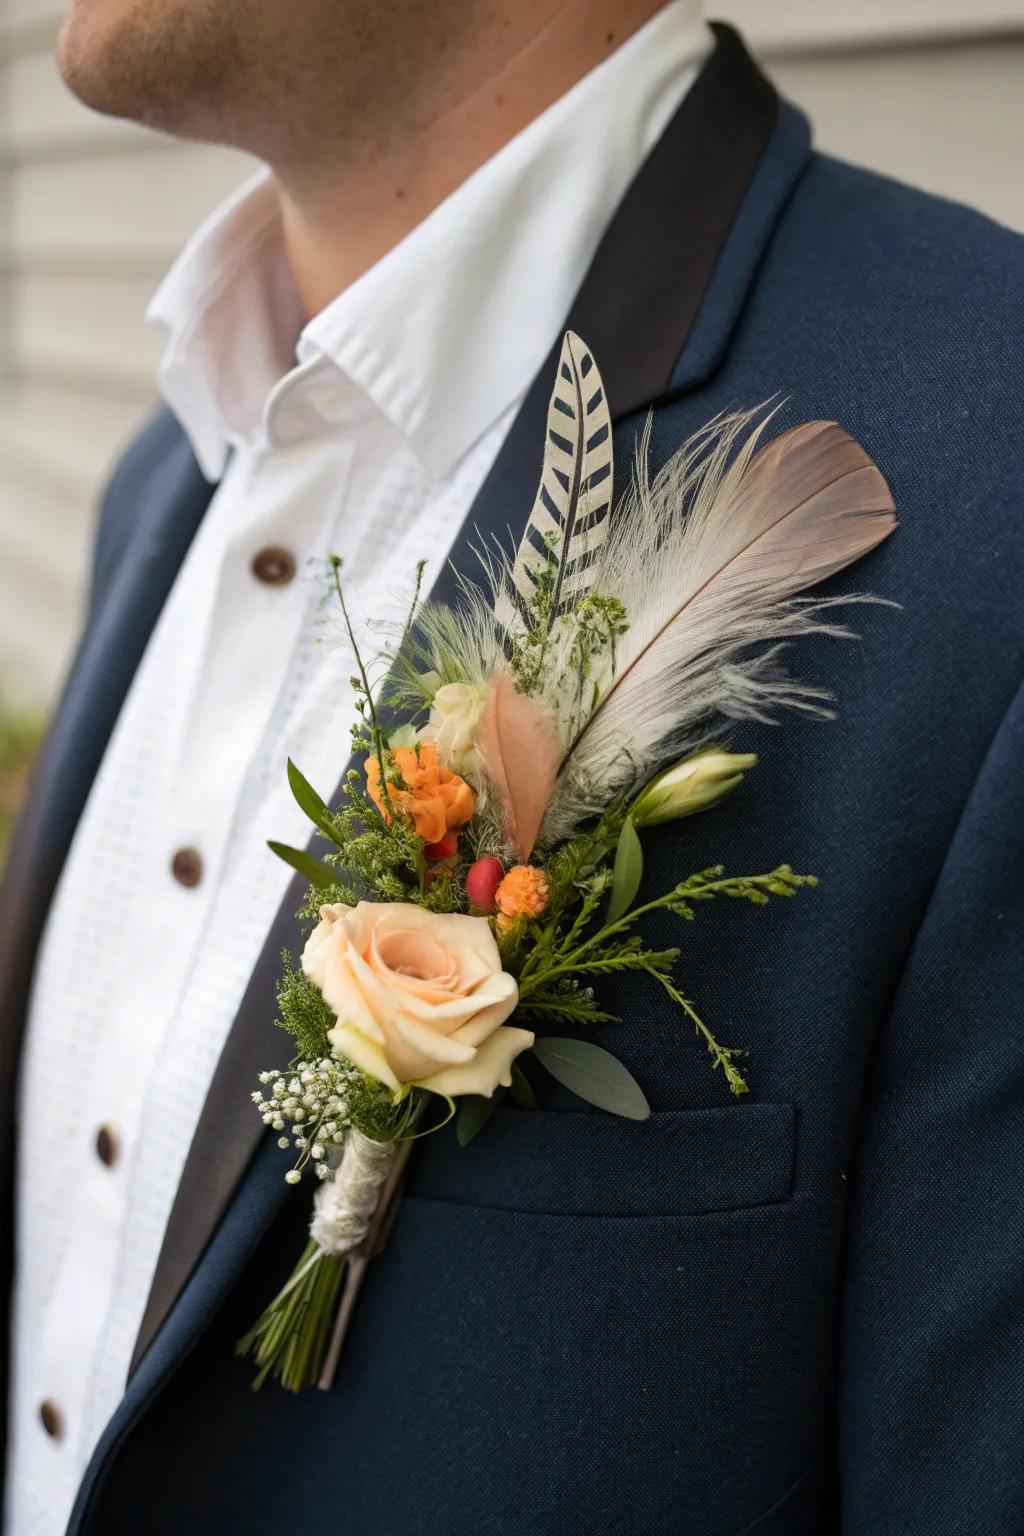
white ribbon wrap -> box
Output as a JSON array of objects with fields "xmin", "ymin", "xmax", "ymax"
[{"xmin": 310, "ymin": 1130, "xmax": 397, "ymax": 1257}]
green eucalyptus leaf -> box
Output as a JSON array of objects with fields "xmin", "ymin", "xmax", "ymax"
[
  {"xmin": 532, "ymin": 1037, "xmax": 650, "ymax": 1120},
  {"xmin": 607, "ymin": 812, "xmax": 643, "ymax": 923},
  {"xmin": 287, "ymin": 759, "xmax": 343, "ymax": 846},
  {"xmin": 509, "ymin": 1061, "xmax": 539, "ymax": 1110},
  {"xmin": 267, "ymin": 840, "xmax": 337, "ymax": 890},
  {"xmin": 457, "ymin": 1092, "xmax": 502, "ymax": 1146}
]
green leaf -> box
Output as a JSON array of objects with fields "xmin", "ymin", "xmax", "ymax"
[
  {"xmin": 607, "ymin": 813, "xmax": 643, "ymax": 923},
  {"xmin": 532, "ymin": 1037, "xmax": 650, "ymax": 1120},
  {"xmin": 287, "ymin": 759, "xmax": 343, "ymax": 846},
  {"xmin": 267, "ymin": 840, "xmax": 337, "ymax": 890},
  {"xmin": 509, "ymin": 1061, "xmax": 539, "ymax": 1110},
  {"xmin": 457, "ymin": 1092, "xmax": 502, "ymax": 1146}
]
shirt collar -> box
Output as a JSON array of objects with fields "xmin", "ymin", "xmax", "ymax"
[{"xmin": 147, "ymin": 1, "xmax": 711, "ymax": 484}]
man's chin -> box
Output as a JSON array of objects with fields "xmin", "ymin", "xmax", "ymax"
[
  {"xmin": 56, "ymin": 4, "xmax": 143, "ymax": 119},
  {"xmin": 56, "ymin": 0, "xmax": 230, "ymax": 134}
]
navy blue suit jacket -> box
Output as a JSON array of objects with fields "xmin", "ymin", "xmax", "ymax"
[{"xmin": 1, "ymin": 27, "xmax": 1021, "ymax": 1536}]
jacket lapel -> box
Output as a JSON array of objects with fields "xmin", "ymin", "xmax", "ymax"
[{"xmin": 128, "ymin": 22, "xmax": 803, "ymax": 1379}]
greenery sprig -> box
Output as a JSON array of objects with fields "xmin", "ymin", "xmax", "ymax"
[{"xmin": 515, "ymin": 857, "xmax": 816, "ymax": 1097}]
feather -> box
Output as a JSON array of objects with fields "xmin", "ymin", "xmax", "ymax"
[
  {"xmin": 476, "ymin": 672, "xmax": 563, "ymax": 862},
  {"xmin": 542, "ymin": 408, "xmax": 896, "ymax": 838},
  {"xmin": 494, "ymin": 330, "xmax": 613, "ymax": 633}
]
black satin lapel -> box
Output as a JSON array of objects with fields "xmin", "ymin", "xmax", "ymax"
[
  {"xmin": 131, "ymin": 21, "xmax": 781, "ymax": 1374},
  {"xmin": 0, "ymin": 414, "xmax": 215, "ymax": 1452}
]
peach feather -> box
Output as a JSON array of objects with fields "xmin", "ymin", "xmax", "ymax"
[{"xmin": 475, "ymin": 672, "xmax": 563, "ymax": 862}]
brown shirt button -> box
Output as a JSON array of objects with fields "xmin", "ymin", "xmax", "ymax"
[
  {"xmin": 170, "ymin": 846, "xmax": 203, "ymax": 887},
  {"xmin": 251, "ymin": 546, "xmax": 295, "ymax": 586},
  {"xmin": 96, "ymin": 1124, "xmax": 119, "ymax": 1168},
  {"xmin": 39, "ymin": 1400, "xmax": 63, "ymax": 1440}
]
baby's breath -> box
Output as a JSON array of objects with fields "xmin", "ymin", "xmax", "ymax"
[{"xmin": 251, "ymin": 1056, "xmax": 358, "ymax": 1181}]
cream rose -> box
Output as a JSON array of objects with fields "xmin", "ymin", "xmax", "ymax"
[
  {"xmin": 418, "ymin": 681, "xmax": 488, "ymax": 778},
  {"xmin": 302, "ymin": 901, "xmax": 532, "ymax": 1098}
]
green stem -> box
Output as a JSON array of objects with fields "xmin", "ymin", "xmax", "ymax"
[
  {"xmin": 237, "ymin": 1238, "xmax": 347, "ymax": 1393},
  {"xmin": 517, "ymin": 825, "xmax": 618, "ymax": 985},
  {"xmin": 642, "ymin": 964, "xmax": 750, "ymax": 1097},
  {"xmin": 521, "ymin": 953, "xmax": 659, "ymax": 992},
  {"xmin": 267, "ymin": 1242, "xmax": 323, "ymax": 1308},
  {"xmin": 395, "ymin": 560, "xmax": 427, "ymax": 670},
  {"xmin": 520, "ymin": 868, "xmax": 807, "ymax": 998},
  {"xmin": 331, "ymin": 557, "xmax": 388, "ymax": 770},
  {"xmin": 518, "ymin": 997, "xmax": 616, "ymax": 1022},
  {"xmin": 518, "ymin": 890, "xmax": 675, "ymax": 997}
]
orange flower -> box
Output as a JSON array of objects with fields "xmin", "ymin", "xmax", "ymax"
[
  {"xmin": 495, "ymin": 865, "xmax": 551, "ymax": 927},
  {"xmin": 366, "ymin": 744, "xmax": 475, "ymax": 846}
]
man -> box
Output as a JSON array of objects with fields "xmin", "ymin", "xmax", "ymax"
[{"xmin": 1, "ymin": 0, "xmax": 1021, "ymax": 1530}]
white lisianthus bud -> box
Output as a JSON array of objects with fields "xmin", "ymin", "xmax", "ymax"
[
  {"xmin": 418, "ymin": 681, "xmax": 488, "ymax": 778},
  {"xmin": 631, "ymin": 750, "xmax": 757, "ymax": 827}
]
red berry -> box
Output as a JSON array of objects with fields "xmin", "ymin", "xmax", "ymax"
[
  {"xmin": 424, "ymin": 832, "xmax": 459, "ymax": 861},
  {"xmin": 465, "ymin": 856, "xmax": 504, "ymax": 914}
]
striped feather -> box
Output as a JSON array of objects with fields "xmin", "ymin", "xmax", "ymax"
[{"xmin": 494, "ymin": 331, "xmax": 613, "ymax": 632}]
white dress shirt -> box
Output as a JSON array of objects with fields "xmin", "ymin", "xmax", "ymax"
[{"xmin": 5, "ymin": 7, "xmax": 709, "ymax": 1532}]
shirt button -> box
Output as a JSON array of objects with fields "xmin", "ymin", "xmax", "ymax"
[
  {"xmin": 39, "ymin": 1400, "xmax": 64, "ymax": 1440},
  {"xmin": 95, "ymin": 1124, "xmax": 119, "ymax": 1168},
  {"xmin": 251, "ymin": 546, "xmax": 296, "ymax": 586},
  {"xmin": 170, "ymin": 847, "xmax": 203, "ymax": 887}
]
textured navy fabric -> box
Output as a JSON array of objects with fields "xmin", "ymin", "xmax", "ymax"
[{"xmin": 44, "ymin": 116, "xmax": 1024, "ymax": 1536}]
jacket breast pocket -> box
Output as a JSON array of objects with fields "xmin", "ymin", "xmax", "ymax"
[
  {"xmin": 352, "ymin": 1100, "xmax": 821, "ymax": 1535},
  {"xmin": 407, "ymin": 1101, "xmax": 796, "ymax": 1218}
]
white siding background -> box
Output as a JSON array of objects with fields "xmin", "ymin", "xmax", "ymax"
[{"xmin": 2, "ymin": 0, "xmax": 1023, "ymax": 707}]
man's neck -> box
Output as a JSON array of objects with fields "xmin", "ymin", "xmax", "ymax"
[{"xmin": 274, "ymin": 0, "xmax": 673, "ymax": 319}]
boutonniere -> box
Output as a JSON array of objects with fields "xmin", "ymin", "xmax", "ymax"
[{"xmin": 237, "ymin": 333, "xmax": 896, "ymax": 1391}]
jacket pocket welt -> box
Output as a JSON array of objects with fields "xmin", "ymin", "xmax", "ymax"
[{"xmin": 408, "ymin": 1101, "xmax": 796, "ymax": 1218}]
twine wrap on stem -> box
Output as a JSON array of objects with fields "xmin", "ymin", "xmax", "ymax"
[{"xmin": 310, "ymin": 1130, "xmax": 397, "ymax": 1257}]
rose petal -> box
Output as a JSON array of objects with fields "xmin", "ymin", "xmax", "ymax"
[
  {"xmin": 370, "ymin": 929, "xmax": 459, "ymax": 997},
  {"xmin": 305, "ymin": 927, "xmax": 389, "ymax": 1043},
  {"xmin": 446, "ymin": 974, "xmax": 520, "ymax": 1048},
  {"xmin": 328, "ymin": 1021, "xmax": 402, "ymax": 1093},
  {"xmin": 417, "ymin": 1026, "xmax": 535, "ymax": 1099},
  {"xmin": 383, "ymin": 980, "xmax": 513, "ymax": 1035},
  {"xmin": 391, "ymin": 1011, "xmax": 478, "ymax": 1067}
]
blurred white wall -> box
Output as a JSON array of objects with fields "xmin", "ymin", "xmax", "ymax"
[{"xmin": 1, "ymin": 0, "xmax": 1023, "ymax": 707}]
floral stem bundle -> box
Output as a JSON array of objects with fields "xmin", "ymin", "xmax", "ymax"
[
  {"xmin": 239, "ymin": 1121, "xmax": 417, "ymax": 1391},
  {"xmin": 236, "ymin": 331, "xmax": 895, "ymax": 1391}
]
